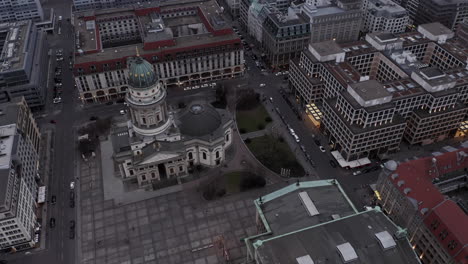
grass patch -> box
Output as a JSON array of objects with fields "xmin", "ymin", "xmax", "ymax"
[
  {"xmin": 246, "ymin": 135, "xmax": 304, "ymax": 177},
  {"xmin": 236, "ymin": 104, "xmax": 270, "ymax": 133},
  {"xmin": 225, "ymin": 172, "xmax": 242, "ymax": 193}
]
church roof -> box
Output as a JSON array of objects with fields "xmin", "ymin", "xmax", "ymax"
[
  {"xmin": 127, "ymin": 56, "xmax": 158, "ymax": 88},
  {"xmin": 178, "ymin": 102, "xmax": 224, "ymax": 137}
]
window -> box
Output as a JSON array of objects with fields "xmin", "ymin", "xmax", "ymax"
[
  {"xmin": 216, "ymin": 151, "xmax": 220, "ymax": 159},
  {"xmin": 188, "ymin": 152, "xmax": 193, "ymax": 159},
  {"xmin": 151, "ymin": 172, "xmax": 156, "ymax": 178},
  {"xmin": 141, "ymin": 175, "xmax": 146, "ymax": 181},
  {"xmin": 202, "ymin": 152, "xmax": 207, "ymax": 160},
  {"xmin": 170, "ymin": 168, "xmax": 174, "ymax": 174},
  {"xmin": 179, "ymin": 166, "xmax": 183, "ymax": 172},
  {"xmin": 129, "ymin": 170, "xmax": 134, "ymax": 176},
  {"xmin": 225, "ymin": 134, "xmax": 229, "ymax": 142}
]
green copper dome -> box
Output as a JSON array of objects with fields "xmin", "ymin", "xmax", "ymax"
[{"xmin": 127, "ymin": 56, "xmax": 157, "ymax": 88}]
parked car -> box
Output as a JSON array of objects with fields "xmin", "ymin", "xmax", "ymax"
[
  {"xmin": 89, "ymin": 116, "xmax": 98, "ymax": 121},
  {"xmin": 50, "ymin": 120, "xmax": 56, "ymax": 124},
  {"xmin": 314, "ymin": 139, "xmax": 321, "ymax": 146},
  {"xmin": 293, "ymin": 134, "xmax": 300, "ymax": 143},
  {"xmin": 49, "ymin": 218, "xmax": 56, "ymax": 228},
  {"xmin": 70, "ymin": 181, "xmax": 75, "ymax": 190},
  {"xmin": 259, "ymin": 83, "xmax": 266, "ymax": 87},
  {"xmin": 269, "ymin": 97, "xmax": 273, "ymax": 102},
  {"xmin": 120, "ymin": 110, "xmax": 126, "ymax": 115},
  {"xmin": 353, "ymin": 170, "xmax": 362, "ymax": 176},
  {"xmin": 51, "ymin": 195, "xmax": 56, "ymax": 204},
  {"xmin": 69, "ymin": 200, "xmax": 75, "ymax": 208},
  {"xmin": 105, "ymin": 101, "xmax": 113, "ymax": 105},
  {"xmin": 319, "ymin": 146, "xmax": 326, "ymax": 152},
  {"xmin": 300, "ymin": 145, "xmax": 306, "ymax": 152},
  {"xmin": 329, "ymin": 160, "xmax": 337, "ymax": 168},
  {"xmin": 53, "ymin": 97, "xmax": 62, "ymax": 104},
  {"xmin": 70, "ymin": 191, "xmax": 75, "ymax": 201}
]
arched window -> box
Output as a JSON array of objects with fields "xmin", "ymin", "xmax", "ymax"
[
  {"xmin": 225, "ymin": 133, "xmax": 229, "ymax": 142},
  {"xmin": 188, "ymin": 152, "xmax": 193, "ymax": 159},
  {"xmin": 215, "ymin": 151, "xmax": 220, "ymax": 159}
]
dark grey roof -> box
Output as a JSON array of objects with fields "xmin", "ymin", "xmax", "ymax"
[
  {"xmin": 255, "ymin": 209, "xmax": 420, "ymax": 264},
  {"xmin": 349, "ymin": 80, "xmax": 392, "ymax": 101},
  {"xmin": 134, "ymin": 140, "xmax": 186, "ymax": 165},
  {"xmin": 178, "ymin": 102, "xmax": 223, "ymax": 137},
  {"xmin": 260, "ymin": 185, "xmax": 356, "ymax": 236}
]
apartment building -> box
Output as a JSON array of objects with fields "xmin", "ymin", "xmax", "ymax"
[
  {"xmin": 0, "ymin": 124, "xmax": 38, "ymax": 251},
  {"xmin": 0, "ymin": 21, "xmax": 49, "ymax": 110},
  {"xmin": 376, "ymin": 147, "xmax": 468, "ymax": 264},
  {"xmin": 288, "ymin": 23, "xmax": 468, "ymax": 163},
  {"xmin": 72, "ymin": 0, "xmax": 244, "ymax": 103},
  {"xmin": 0, "ymin": 0, "xmax": 44, "ymax": 23},
  {"xmin": 243, "ymin": 180, "xmax": 421, "ymax": 264},
  {"xmin": 362, "ymin": 0, "xmax": 409, "ymax": 33}
]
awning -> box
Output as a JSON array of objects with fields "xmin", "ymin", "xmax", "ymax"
[{"xmin": 331, "ymin": 151, "xmax": 371, "ymax": 168}]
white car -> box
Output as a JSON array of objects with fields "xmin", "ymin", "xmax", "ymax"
[
  {"xmin": 70, "ymin": 181, "xmax": 75, "ymax": 190},
  {"xmin": 269, "ymin": 97, "xmax": 273, "ymax": 102},
  {"xmin": 275, "ymin": 72, "xmax": 282, "ymax": 76},
  {"xmin": 58, "ymin": 16, "xmax": 63, "ymax": 21},
  {"xmin": 293, "ymin": 134, "xmax": 300, "ymax": 143},
  {"xmin": 53, "ymin": 97, "xmax": 62, "ymax": 104},
  {"xmin": 319, "ymin": 146, "xmax": 326, "ymax": 152},
  {"xmin": 120, "ymin": 110, "xmax": 126, "ymax": 115},
  {"xmin": 353, "ymin": 171, "xmax": 362, "ymax": 176},
  {"xmin": 259, "ymin": 83, "xmax": 266, "ymax": 87}
]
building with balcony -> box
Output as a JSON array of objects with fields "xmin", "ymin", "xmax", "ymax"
[
  {"xmin": 362, "ymin": 0, "xmax": 409, "ymax": 33},
  {"xmin": 376, "ymin": 147, "xmax": 468, "ymax": 264},
  {"xmin": 72, "ymin": 0, "xmax": 244, "ymax": 104},
  {"xmin": 111, "ymin": 56, "xmax": 233, "ymax": 189},
  {"xmin": 244, "ymin": 180, "xmax": 421, "ymax": 264},
  {"xmin": 288, "ymin": 22, "xmax": 468, "ymax": 165}
]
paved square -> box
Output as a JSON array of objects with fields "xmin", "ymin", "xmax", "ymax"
[{"xmin": 77, "ymin": 157, "xmax": 275, "ymax": 264}]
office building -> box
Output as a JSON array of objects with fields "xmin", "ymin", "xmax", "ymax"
[
  {"xmin": 72, "ymin": 0, "xmax": 244, "ymax": 103},
  {"xmin": 0, "ymin": 97, "xmax": 41, "ymax": 196},
  {"xmin": 288, "ymin": 22, "xmax": 468, "ymax": 165},
  {"xmin": 239, "ymin": 0, "xmax": 289, "ymax": 32},
  {"xmin": 457, "ymin": 18, "xmax": 468, "ymax": 45},
  {"xmin": 362, "ymin": 0, "xmax": 409, "ymax": 33},
  {"xmin": 0, "ymin": 99, "xmax": 41, "ymax": 251},
  {"xmin": 261, "ymin": 8, "xmax": 311, "ymax": 68},
  {"xmin": 111, "ymin": 56, "xmax": 234, "ymax": 189},
  {"xmin": 0, "ymin": 21, "xmax": 49, "ymax": 110},
  {"xmin": 402, "ymin": 0, "xmax": 468, "ymax": 31},
  {"xmin": 301, "ymin": 0, "xmax": 363, "ymax": 43},
  {"xmin": 244, "ymin": 180, "xmax": 421, "ymax": 264},
  {"xmin": 0, "ymin": 0, "xmax": 44, "ymax": 23},
  {"xmin": 376, "ymin": 147, "xmax": 468, "ymax": 264}
]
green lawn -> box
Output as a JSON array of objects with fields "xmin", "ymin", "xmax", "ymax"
[
  {"xmin": 225, "ymin": 172, "xmax": 242, "ymax": 193},
  {"xmin": 246, "ymin": 135, "xmax": 305, "ymax": 177},
  {"xmin": 236, "ymin": 104, "xmax": 270, "ymax": 133}
]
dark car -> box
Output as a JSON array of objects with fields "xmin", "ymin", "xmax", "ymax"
[
  {"xmin": 89, "ymin": 116, "xmax": 98, "ymax": 121},
  {"xmin": 105, "ymin": 101, "xmax": 113, "ymax": 105},
  {"xmin": 329, "ymin": 160, "xmax": 337, "ymax": 168},
  {"xmin": 314, "ymin": 139, "xmax": 321, "ymax": 146},
  {"xmin": 69, "ymin": 229, "xmax": 75, "ymax": 239},
  {"xmin": 51, "ymin": 195, "xmax": 56, "ymax": 204},
  {"xmin": 50, "ymin": 120, "xmax": 56, "ymax": 124},
  {"xmin": 70, "ymin": 191, "xmax": 75, "ymax": 200},
  {"xmin": 69, "ymin": 199, "xmax": 75, "ymax": 208},
  {"xmin": 70, "ymin": 220, "xmax": 75, "ymax": 228},
  {"xmin": 49, "ymin": 218, "xmax": 56, "ymax": 228}
]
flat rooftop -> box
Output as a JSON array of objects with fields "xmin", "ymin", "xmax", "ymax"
[
  {"xmin": 349, "ymin": 80, "xmax": 392, "ymax": 101},
  {"xmin": 310, "ymin": 40, "xmax": 343, "ymax": 57},
  {"xmin": 419, "ymin": 22, "xmax": 453, "ymax": 37},
  {"xmin": 254, "ymin": 209, "xmax": 421, "ymax": 264},
  {"xmin": 0, "ymin": 20, "xmax": 32, "ymax": 73},
  {"xmin": 257, "ymin": 180, "xmax": 357, "ymax": 236}
]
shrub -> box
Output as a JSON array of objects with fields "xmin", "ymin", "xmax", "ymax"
[
  {"xmin": 278, "ymin": 136, "xmax": 284, "ymax": 142},
  {"xmin": 239, "ymin": 128, "xmax": 247, "ymax": 134},
  {"xmin": 216, "ymin": 189, "xmax": 226, "ymax": 197},
  {"xmin": 265, "ymin": 116, "xmax": 272, "ymax": 123},
  {"xmin": 257, "ymin": 123, "xmax": 265, "ymax": 130},
  {"xmin": 240, "ymin": 174, "xmax": 266, "ymax": 191},
  {"xmin": 244, "ymin": 138, "xmax": 251, "ymax": 144}
]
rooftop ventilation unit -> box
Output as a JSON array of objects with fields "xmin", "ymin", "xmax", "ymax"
[
  {"xmin": 298, "ymin": 191, "xmax": 319, "ymax": 216},
  {"xmin": 296, "ymin": 255, "xmax": 314, "ymax": 264},
  {"xmin": 375, "ymin": 231, "xmax": 397, "ymax": 250},
  {"xmin": 336, "ymin": 242, "xmax": 358, "ymax": 263}
]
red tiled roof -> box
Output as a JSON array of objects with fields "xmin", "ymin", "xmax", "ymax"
[
  {"xmin": 424, "ymin": 200, "xmax": 468, "ymax": 263},
  {"xmin": 390, "ymin": 147, "xmax": 468, "ymax": 261}
]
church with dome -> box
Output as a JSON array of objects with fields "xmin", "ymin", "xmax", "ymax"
[{"xmin": 111, "ymin": 55, "xmax": 234, "ymax": 189}]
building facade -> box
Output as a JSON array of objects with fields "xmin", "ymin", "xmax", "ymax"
[
  {"xmin": 0, "ymin": 0, "xmax": 44, "ymax": 23},
  {"xmin": 0, "ymin": 122, "xmax": 39, "ymax": 251},
  {"xmin": 376, "ymin": 148, "xmax": 468, "ymax": 264},
  {"xmin": 0, "ymin": 21, "xmax": 49, "ymax": 110},
  {"xmin": 362, "ymin": 0, "xmax": 409, "ymax": 33},
  {"xmin": 402, "ymin": 0, "xmax": 468, "ymax": 31},
  {"xmin": 112, "ymin": 56, "xmax": 234, "ymax": 189},
  {"xmin": 261, "ymin": 9, "xmax": 310, "ymax": 68},
  {"xmin": 288, "ymin": 23, "xmax": 468, "ymax": 163},
  {"xmin": 72, "ymin": 0, "xmax": 244, "ymax": 104}
]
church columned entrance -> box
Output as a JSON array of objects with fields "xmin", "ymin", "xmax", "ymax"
[{"xmin": 158, "ymin": 163, "xmax": 167, "ymax": 179}]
